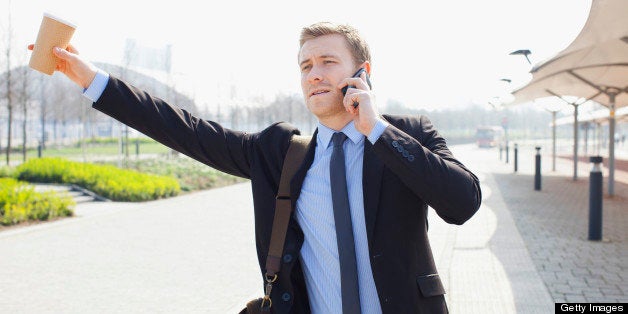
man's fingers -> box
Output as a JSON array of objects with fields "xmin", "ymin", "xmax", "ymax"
[
  {"xmin": 66, "ymin": 44, "xmax": 79, "ymax": 54},
  {"xmin": 52, "ymin": 44, "xmax": 80, "ymax": 59},
  {"xmin": 52, "ymin": 47, "xmax": 74, "ymax": 61},
  {"xmin": 337, "ymin": 77, "xmax": 368, "ymax": 92}
]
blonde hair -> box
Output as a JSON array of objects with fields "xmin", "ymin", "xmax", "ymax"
[{"xmin": 299, "ymin": 22, "xmax": 371, "ymax": 66}]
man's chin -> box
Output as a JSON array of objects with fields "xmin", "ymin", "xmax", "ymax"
[
  {"xmin": 308, "ymin": 103, "xmax": 345, "ymax": 118},
  {"xmin": 308, "ymin": 97, "xmax": 341, "ymax": 109}
]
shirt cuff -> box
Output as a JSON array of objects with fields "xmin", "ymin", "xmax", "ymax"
[
  {"xmin": 82, "ymin": 69, "xmax": 110, "ymax": 103},
  {"xmin": 367, "ymin": 118, "xmax": 389, "ymax": 144}
]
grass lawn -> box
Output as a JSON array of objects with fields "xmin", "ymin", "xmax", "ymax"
[
  {"xmin": 3, "ymin": 139, "xmax": 245, "ymax": 193},
  {"xmin": 5, "ymin": 140, "xmax": 170, "ymax": 162}
]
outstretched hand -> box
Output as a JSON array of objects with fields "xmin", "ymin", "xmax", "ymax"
[{"xmin": 27, "ymin": 44, "xmax": 97, "ymax": 89}]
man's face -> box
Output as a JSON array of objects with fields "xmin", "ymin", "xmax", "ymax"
[{"xmin": 298, "ymin": 34, "xmax": 357, "ymax": 120}]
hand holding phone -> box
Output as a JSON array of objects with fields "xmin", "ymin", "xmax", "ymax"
[{"xmin": 341, "ymin": 68, "xmax": 372, "ymax": 108}]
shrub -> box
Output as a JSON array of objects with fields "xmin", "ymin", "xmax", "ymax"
[
  {"xmin": 75, "ymin": 137, "xmax": 159, "ymax": 147},
  {"xmin": 0, "ymin": 166, "xmax": 15, "ymax": 178},
  {"xmin": 112, "ymin": 157, "xmax": 246, "ymax": 192},
  {"xmin": 0, "ymin": 178, "xmax": 75, "ymax": 226},
  {"xmin": 15, "ymin": 157, "xmax": 180, "ymax": 202}
]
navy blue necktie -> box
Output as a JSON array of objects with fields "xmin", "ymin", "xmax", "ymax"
[{"xmin": 330, "ymin": 132, "xmax": 361, "ymax": 314}]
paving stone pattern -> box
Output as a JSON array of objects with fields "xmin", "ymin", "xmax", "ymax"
[{"xmin": 489, "ymin": 145, "xmax": 628, "ymax": 304}]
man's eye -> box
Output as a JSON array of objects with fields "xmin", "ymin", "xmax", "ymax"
[
  {"xmin": 323, "ymin": 60, "xmax": 335, "ymax": 64},
  {"xmin": 301, "ymin": 65, "xmax": 311, "ymax": 72}
]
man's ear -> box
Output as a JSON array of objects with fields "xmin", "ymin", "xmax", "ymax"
[{"xmin": 362, "ymin": 62, "xmax": 371, "ymax": 75}]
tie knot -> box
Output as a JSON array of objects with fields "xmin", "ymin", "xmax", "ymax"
[{"xmin": 332, "ymin": 132, "xmax": 347, "ymax": 147}]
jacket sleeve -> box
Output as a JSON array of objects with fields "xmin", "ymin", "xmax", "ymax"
[
  {"xmin": 372, "ymin": 115, "xmax": 481, "ymax": 225},
  {"xmin": 92, "ymin": 76, "xmax": 254, "ymax": 179}
]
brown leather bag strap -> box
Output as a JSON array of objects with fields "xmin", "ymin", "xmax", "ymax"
[{"xmin": 265, "ymin": 134, "xmax": 311, "ymax": 277}]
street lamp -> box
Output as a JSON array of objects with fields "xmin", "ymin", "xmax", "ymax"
[
  {"xmin": 541, "ymin": 99, "xmax": 562, "ymax": 172},
  {"xmin": 498, "ymin": 79, "xmax": 513, "ymax": 160},
  {"xmin": 510, "ymin": 49, "xmax": 583, "ymax": 180},
  {"xmin": 509, "ymin": 49, "xmax": 532, "ymax": 65}
]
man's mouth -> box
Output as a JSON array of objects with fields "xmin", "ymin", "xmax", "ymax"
[{"xmin": 310, "ymin": 89, "xmax": 330, "ymax": 97}]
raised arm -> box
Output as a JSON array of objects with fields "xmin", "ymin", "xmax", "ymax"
[
  {"xmin": 28, "ymin": 44, "xmax": 98, "ymax": 89},
  {"xmin": 373, "ymin": 114, "xmax": 482, "ymax": 225}
]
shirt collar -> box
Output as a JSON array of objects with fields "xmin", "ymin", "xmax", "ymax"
[{"xmin": 317, "ymin": 121, "xmax": 364, "ymax": 148}]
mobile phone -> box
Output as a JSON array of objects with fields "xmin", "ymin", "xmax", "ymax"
[{"xmin": 341, "ymin": 68, "xmax": 372, "ymax": 107}]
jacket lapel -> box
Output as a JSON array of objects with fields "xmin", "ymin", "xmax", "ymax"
[{"xmin": 363, "ymin": 140, "xmax": 384, "ymax": 245}]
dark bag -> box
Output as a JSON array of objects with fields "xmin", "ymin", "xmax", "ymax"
[
  {"xmin": 240, "ymin": 298, "xmax": 270, "ymax": 314},
  {"xmin": 240, "ymin": 135, "xmax": 310, "ymax": 314}
]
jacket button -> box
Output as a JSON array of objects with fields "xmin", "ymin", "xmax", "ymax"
[
  {"xmin": 392, "ymin": 141, "xmax": 399, "ymax": 148},
  {"xmin": 402, "ymin": 150, "xmax": 409, "ymax": 158},
  {"xmin": 282, "ymin": 292, "xmax": 291, "ymax": 302},
  {"xmin": 283, "ymin": 254, "xmax": 293, "ymax": 263},
  {"xmin": 408, "ymin": 155, "xmax": 415, "ymax": 162},
  {"xmin": 396, "ymin": 146, "xmax": 403, "ymax": 153}
]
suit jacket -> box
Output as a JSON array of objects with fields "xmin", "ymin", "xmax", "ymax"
[{"xmin": 94, "ymin": 76, "xmax": 482, "ymax": 313}]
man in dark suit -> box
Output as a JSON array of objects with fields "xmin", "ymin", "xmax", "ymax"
[{"xmin": 34, "ymin": 21, "xmax": 481, "ymax": 313}]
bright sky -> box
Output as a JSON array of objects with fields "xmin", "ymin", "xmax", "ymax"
[{"xmin": 3, "ymin": 0, "xmax": 591, "ymax": 111}]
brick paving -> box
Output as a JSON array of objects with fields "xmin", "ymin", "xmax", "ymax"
[
  {"xmin": 431, "ymin": 145, "xmax": 555, "ymax": 313},
  {"xmin": 427, "ymin": 143, "xmax": 627, "ymax": 313},
  {"xmin": 488, "ymin": 144, "xmax": 628, "ymax": 304}
]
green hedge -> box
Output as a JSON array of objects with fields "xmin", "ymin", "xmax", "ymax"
[
  {"xmin": 113, "ymin": 158, "xmax": 246, "ymax": 192},
  {"xmin": 75, "ymin": 137, "xmax": 159, "ymax": 146},
  {"xmin": 0, "ymin": 178, "xmax": 75, "ymax": 226},
  {"xmin": 0, "ymin": 166, "xmax": 14, "ymax": 178},
  {"xmin": 15, "ymin": 158, "xmax": 180, "ymax": 202}
]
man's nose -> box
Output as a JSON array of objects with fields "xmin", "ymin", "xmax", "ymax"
[{"xmin": 306, "ymin": 66, "xmax": 323, "ymax": 84}]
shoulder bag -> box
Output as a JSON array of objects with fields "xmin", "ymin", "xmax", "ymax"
[{"xmin": 240, "ymin": 134, "xmax": 311, "ymax": 314}]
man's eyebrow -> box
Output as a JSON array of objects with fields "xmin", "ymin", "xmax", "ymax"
[
  {"xmin": 299, "ymin": 54, "xmax": 339, "ymax": 67},
  {"xmin": 299, "ymin": 58, "xmax": 311, "ymax": 68}
]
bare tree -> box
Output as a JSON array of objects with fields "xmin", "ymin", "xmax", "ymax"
[
  {"xmin": 2, "ymin": 1, "xmax": 14, "ymax": 165},
  {"xmin": 119, "ymin": 39, "xmax": 136, "ymax": 164},
  {"xmin": 16, "ymin": 65, "xmax": 33, "ymax": 161},
  {"xmin": 38, "ymin": 74, "xmax": 48, "ymax": 151},
  {"xmin": 47, "ymin": 74, "xmax": 82, "ymax": 146}
]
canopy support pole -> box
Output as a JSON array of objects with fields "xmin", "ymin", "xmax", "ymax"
[
  {"xmin": 546, "ymin": 89, "xmax": 599, "ymax": 181},
  {"xmin": 567, "ymin": 70, "xmax": 621, "ymax": 196},
  {"xmin": 608, "ymin": 95, "xmax": 616, "ymax": 196}
]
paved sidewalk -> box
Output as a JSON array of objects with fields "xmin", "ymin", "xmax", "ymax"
[
  {"xmin": 1, "ymin": 143, "xmax": 626, "ymax": 313},
  {"xmin": 0, "ymin": 184, "xmax": 262, "ymax": 313},
  {"xmin": 428, "ymin": 143, "xmax": 626, "ymax": 313},
  {"xmin": 485, "ymin": 144, "xmax": 628, "ymax": 304},
  {"xmin": 431, "ymin": 145, "xmax": 555, "ymax": 313}
]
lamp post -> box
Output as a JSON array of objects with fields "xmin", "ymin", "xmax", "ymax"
[
  {"xmin": 488, "ymin": 96, "xmax": 509, "ymax": 163},
  {"xmin": 509, "ymin": 49, "xmax": 532, "ymax": 65},
  {"xmin": 544, "ymin": 101, "xmax": 562, "ymax": 172}
]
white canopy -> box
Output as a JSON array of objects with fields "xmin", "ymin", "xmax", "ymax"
[
  {"xmin": 507, "ymin": 0, "xmax": 628, "ymax": 195},
  {"xmin": 553, "ymin": 106, "xmax": 628, "ymax": 126}
]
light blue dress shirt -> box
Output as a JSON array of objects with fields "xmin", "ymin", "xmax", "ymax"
[
  {"xmin": 83, "ymin": 71, "xmax": 389, "ymax": 313},
  {"xmin": 82, "ymin": 69, "xmax": 109, "ymax": 102},
  {"xmin": 295, "ymin": 121, "xmax": 386, "ymax": 314}
]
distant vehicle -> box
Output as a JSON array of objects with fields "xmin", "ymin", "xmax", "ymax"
[{"xmin": 476, "ymin": 126, "xmax": 505, "ymax": 148}]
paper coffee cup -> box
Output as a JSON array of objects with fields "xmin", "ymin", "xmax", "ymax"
[{"xmin": 29, "ymin": 13, "xmax": 76, "ymax": 75}]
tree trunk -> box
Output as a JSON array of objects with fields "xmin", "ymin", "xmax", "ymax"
[
  {"xmin": 20, "ymin": 67, "xmax": 29, "ymax": 162},
  {"xmin": 22, "ymin": 100, "xmax": 27, "ymax": 162},
  {"xmin": 6, "ymin": 72, "xmax": 12, "ymax": 165},
  {"xmin": 6, "ymin": 112, "xmax": 12, "ymax": 165},
  {"xmin": 40, "ymin": 75, "xmax": 46, "ymax": 150},
  {"xmin": 4, "ymin": 3, "xmax": 13, "ymax": 165}
]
